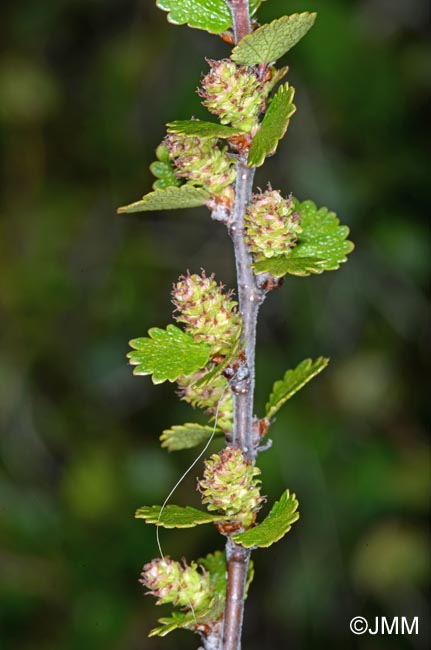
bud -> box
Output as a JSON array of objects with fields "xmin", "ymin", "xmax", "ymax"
[
  {"xmin": 177, "ymin": 371, "xmax": 233, "ymax": 432},
  {"xmin": 244, "ymin": 189, "xmax": 302, "ymax": 260},
  {"xmin": 198, "ymin": 59, "xmax": 265, "ymax": 132},
  {"xmin": 165, "ymin": 132, "xmax": 236, "ymax": 200},
  {"xmin": 140, "ymin": 557, "xmax": 212, "ymax": 611},
  {"xmin": 198, "ymin": 446, "xmax": 264, "ymax": 529},
  {"xmin": 172, "ymin": 271, "xmax": 242, "ymax": 357}
]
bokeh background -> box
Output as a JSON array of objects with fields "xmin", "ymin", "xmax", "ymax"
[{"xmin": 0, "ymin": 0, "xmax": 430, "ymax": 648}]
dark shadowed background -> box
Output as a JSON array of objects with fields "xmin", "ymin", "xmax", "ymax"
[{"xmin": 0, "ymin": 0, "xmax": 430, "ymax": 648}]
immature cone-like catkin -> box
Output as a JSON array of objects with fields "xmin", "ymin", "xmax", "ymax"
[
  {"xmin": 244, "ymin": 189, "xmax": 302, "ymax": 260},
  {"xmin": 172, "ymin": 271, "xmax": 242, "ymax": 357},
  {"xmin": 198, "ymin": 59, "xmax": 267, "ymax": 132},
  {"xmin": 177, "ymin": 371, "xmax": 233, "ymax": 432},
  {"xmin": 198, "ymin": 446, "xmax": 264, "ymax": 529},
  {"xmin": 165, "ymin": 132, "xmax": 236, "ymax": 200},
  {"xmin": 140, "ymin": 558, "xmax": 212, "ymax": 611}
]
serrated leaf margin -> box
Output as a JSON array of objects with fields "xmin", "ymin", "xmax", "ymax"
[
  {"xmin": 167, "ymin": 119, "xmax": 245, "ymax": 139},
  {"xmin": 135, "ymin": 504, "xmax": 228, "ymax": 528},
  {"xmin": 117, "ymin": 185, "xmax": 210, "ymax": 214},
  {"xmin": 248, "ymin": 83, "xmax": 296, "ymax": 167},
  {"xmin": 156, "ymin": 0, "xmax": 264, "ymax": 35},
  {"xmin": 231, "ymin": 13, "xmax": 317, "ymax": 65},
  {"xmin": 232, "ymin": 489, "xmax": 299, "ymax": 548},
  {"xmin": 160, "ymin": 423, "xmax": 223, "ymax": 451},
  {"xmin": 128, "ymin": 324, "xmax": 211, "ymax": 384},
  {"xmin": 265, "ymin": 357, "xmax": 329, "ymax": 419}
]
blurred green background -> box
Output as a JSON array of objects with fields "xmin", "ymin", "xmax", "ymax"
[{"xmin": 0, "ymin": 0, "xmax": 430, "ymax": 648}]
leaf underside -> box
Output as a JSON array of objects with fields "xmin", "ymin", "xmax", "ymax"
[
  {"xmin": 232, "ymin": 489, "xmax": 299, "ymax": 548},
  {"xmin": 231, "ymin": 13, "xmax": 317, "ymax": 65},
  {"xmin": 167, "ymin": 119, "xmax": 245, "ymax": 139},
  {"xmin": 160, "ymin": 423, "xmax": 223, "ymax": 451},
  {"xmin": 253, "ymin": 199, "xmax": 354, "ymax": 277},
  {"xmin": 248, "ymin": 83, "xmax": 296, "ymax": 167},
  {"xmin": 117, "ymin": 185, "xmax": 210, "ymax": 214},
  {"xmin": 128, "ymin": 324, "xmax": 211, "ymax": 384},
  {"xmin": 156, "ymin": 0, "xmax": 264, "ymax": 34},
  {"xmin": 265, "ymin": 357, "xmax": 329, "ymax": 419},
  {"xmin": 135, "ymin": 504, "xmax": 227, "ymax": 528}
]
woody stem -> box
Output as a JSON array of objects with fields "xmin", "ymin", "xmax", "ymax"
[{"xmin": 221, "ymin": 4, "xmax": 265, "ymax": 649}]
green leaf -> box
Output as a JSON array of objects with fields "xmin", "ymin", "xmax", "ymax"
[
  {"xmin": 167, "ymin": 119, "xmax": 244, "ymax": 139},
  {"xmin": 200, "ymin": 551, "xmax": 254, "ymax": 610},
  {"xmin": 265, "ymin": 357, "xmax": 329, "ymax": 419},
  {"xmin": 150, "ymin": 144, "xmax": 181, "ymax": 190},
  {"xmin": 247, "ymin": 83, "xmax": 296, "ymax": 167},
  {"xmin": 292, "ymin": 199, "xmax": 355, "ymax": 271},
  {"xmin": 253, "ymin": 199, "xmax": 354, "ymax": 277},
  {"xmin": 128, "ymin": 325, "xmax": 211, "ymax": 384},
  {"xmin": 199, "ymin": 550, "xmax": 254, "ymax": 605},
  {"xmin": 156, "ymin": 0, "xmax": 264, "ymax": 35},
  {"xmin": 135, "ymin": 504, "xmax": 227, "ymax": 528},
  {"xmin": 199, "ymin": 550, "xmax": 227, "ymax": 599},
  {"xmin": 160, "ymin": 423, "xmax": 223, "ymax": 451},
  {"xmin": 232, "ymin": 489, "xmax": 299, "ymax": 548},
  {"xmin": 149, "ymin": 610, "xmax": 199, "ymax": 637},
  {"xmin": 253, "ymin": 256, "xmax": 327, "ymax": 277},
  {"xmin": 117, "ymin": 185, "xmax": 209, "ymax": 214},
  {"xmin": 231, "ymin": 13, "xmax": 317, "ymax": 65}
]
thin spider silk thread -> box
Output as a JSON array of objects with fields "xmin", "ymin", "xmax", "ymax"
[
  {"xmin": 156, "ymin": 380, "xmax": 231, "ymax": 558},
  {"xmin": 155, "ymin": 375, "xmax": 234, "ymax": 623}
]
